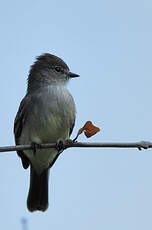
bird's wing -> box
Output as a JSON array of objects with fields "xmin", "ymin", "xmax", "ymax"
[
  {"xmin": 69, "ymin": 118, "xmax": 75, "ymax": 137},
  {"xmin": 14, "ymin": 96, "xmax": 30, "ymax": 169},
  {"xmin": 68, "ymin": 92, "xmax": 76, "ymax": 137}
]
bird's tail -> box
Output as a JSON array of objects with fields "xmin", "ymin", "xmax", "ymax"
[{"xmin": 27, "ymin": 165, "xmax": 49, "ymax": 212}]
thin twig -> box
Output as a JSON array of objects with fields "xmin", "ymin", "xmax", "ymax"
[{"xmin": 0, "ymin": 141, "xmax": 152, "ymax": 153}]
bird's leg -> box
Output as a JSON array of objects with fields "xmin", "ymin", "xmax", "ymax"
[
  {"xmin": 31, "ymin": 142, "xmax": 41, "ymax": 156},
  {"xmin": 56, "ymin": 139, "xmax": 65, "ymax": 152},
  {"xmin": 56, "ymin": 139, "xmax": 74, "ymax": 152}
]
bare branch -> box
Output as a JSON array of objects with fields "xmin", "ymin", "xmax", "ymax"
[{"xmin": 0, "ymin": 141, "xmax": 152, "ymax": 153}]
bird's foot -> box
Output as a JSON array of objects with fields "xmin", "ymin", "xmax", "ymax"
[
  {"xmin": 31, "ymin": 142, "xmax": 41, "ymax": 156},
  {"xmin": 56, "ymin": 139, "xmax": 65, "ymax": 152},
  {"xmin": 56, "ymin": 139, "xmax": 74, "ymax": 154}
]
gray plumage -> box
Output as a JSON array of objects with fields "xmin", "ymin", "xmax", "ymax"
[{"xmin": 14, "ymin": 53, "xmax": 79, "ymax": 212}]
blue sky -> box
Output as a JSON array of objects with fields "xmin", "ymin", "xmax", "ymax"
[{"xmin": 1, "ymin": 0, "xmax": 152, "ymax": 229}]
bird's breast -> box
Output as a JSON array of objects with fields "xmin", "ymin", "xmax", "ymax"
[{"xmin": 21, "ymin": 85, "xmax": 75, "ymax": 144}]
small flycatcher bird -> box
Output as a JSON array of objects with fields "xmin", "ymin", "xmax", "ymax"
[{"xmin": 14, "ymin": 53, "xmax": 79, "ymax": 212}]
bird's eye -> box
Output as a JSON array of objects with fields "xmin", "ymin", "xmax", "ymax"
[{"xmin": 55, "ymin": 66, "xmax": 61, "ymax": 72}]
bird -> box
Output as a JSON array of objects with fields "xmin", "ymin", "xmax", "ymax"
[{"xmin": 14, "ymin": 53, "xmax": 79, "ymax": 212}]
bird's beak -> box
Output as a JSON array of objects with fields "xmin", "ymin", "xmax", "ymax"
[{"xmin": 69, "ymin": 72, "xmax": 80, "ymax": 78}]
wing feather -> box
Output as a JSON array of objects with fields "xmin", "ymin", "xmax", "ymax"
[{"xmin": 14, "ymin": 96, "xmax": 30, "ymax": 169}]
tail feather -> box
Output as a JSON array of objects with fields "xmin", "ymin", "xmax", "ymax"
[{"xmin": 27, "ymin": 165, "xmax": 49, "ymax": 212}]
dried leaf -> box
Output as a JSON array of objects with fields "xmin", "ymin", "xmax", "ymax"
[
  {"xmin": 83, "ymin": 121, "xmax": 100, "ymax": 138},
  {"xmin": 73, "ymin": 121, "xmax": 100, "ymax": 141}
]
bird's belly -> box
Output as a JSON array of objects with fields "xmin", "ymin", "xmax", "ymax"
[
  {"xmin": 19, "ymin": 86, "xmax": 75, "ymax": 173},
  {"xmin": 21, "ymin": 113, "xmax": 70, "ymax": 174},
  {"xmin": 30, "ymin": 114, "xmax": 69, "ymax": 143}
]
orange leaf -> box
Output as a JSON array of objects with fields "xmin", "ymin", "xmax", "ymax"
[
  {"xmin": 73, "ymin": 121, "xmax": 100, "ymax": 141},
  {"xmin": 83, "ymin": 121, "xmax": 100, "ymax": 138}
]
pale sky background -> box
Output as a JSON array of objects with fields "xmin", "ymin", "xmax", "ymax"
[{"xmin": 1, "ymin": 0, "xmax": 152, "ymax": 229}]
